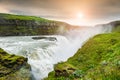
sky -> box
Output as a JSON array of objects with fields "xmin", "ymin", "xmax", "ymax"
[{"xmin": 0, "ymin": 0, "xmax": 120, "ymax": 26}]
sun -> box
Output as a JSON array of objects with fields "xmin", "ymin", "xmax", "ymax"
[
  {"xmin": 77, "ymin": 13, "xmax": 84, "ymax": 19},
  {"xmin": 66, "ymin": 12, "xmax": 85, "ymax": 25}
]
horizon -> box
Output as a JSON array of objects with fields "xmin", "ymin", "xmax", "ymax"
[
  {"xmin": 0, "ymin": 12, "xmax": 119, "ymax": 27},
  {"xmin": 0, "ymin": 0, "xmax": 120, "ymax": 26}
]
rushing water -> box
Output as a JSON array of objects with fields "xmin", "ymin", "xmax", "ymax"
[{"xmin": 0, "ymin": 25, "xmax": 113, "ymax": 80}]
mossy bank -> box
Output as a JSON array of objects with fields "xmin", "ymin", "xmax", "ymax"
[
  {"xmin": 0, "ymin": 48, "xmax": 31, "ymax": 80},
  {"xmin": 45, "ymin": 22, "xmax": 120, "ymax": 80},
  {"xmin": 0, "ymin": 13, "xmax": 72, "ymax": 36}
]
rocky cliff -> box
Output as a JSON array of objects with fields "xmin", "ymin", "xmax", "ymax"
[
  {"xmin": 110, "ymin": 21, "xmax": 120, "ymax": 32},
  {"xmin": 0, "ymin": 13, "xmax": 71, "ymax": 36},
  {"xmin": 0, "ymin": 48, "xmax": 31, "ymax": 80}
]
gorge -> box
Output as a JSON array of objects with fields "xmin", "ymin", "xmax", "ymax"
[{"xmin": 0, "ymin": 13, "xmax": 120, "ymax": 80}]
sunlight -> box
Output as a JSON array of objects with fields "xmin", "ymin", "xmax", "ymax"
[
  {"xmin": 0, "ymin": 6, "xmax": 9, "ymax": 13},
  {"xmin": 77, "ymin": 13, "xmax": 84, "ymax": 19},
  {"xmin": 66, "ymin": 12, "xmax": 85, "ymax": 26}
]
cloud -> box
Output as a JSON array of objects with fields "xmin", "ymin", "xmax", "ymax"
[
  {"xmin": 0, "ymin": 0, "xmax": 120, "ymax": 25},
  {"xmin": 0, "ymin": 5, "xmax": 10, "ymax": 13}
]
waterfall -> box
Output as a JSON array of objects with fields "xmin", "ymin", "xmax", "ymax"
[{"xmin": 0, "ymin": 25, "xmax": 113, "ymax": 80}]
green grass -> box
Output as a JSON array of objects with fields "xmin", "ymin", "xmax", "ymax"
[
  {"xmin": 0, "ymin": 13, "xmax": 53, "ymax": 22},
  {"xmin": 46, "ymin": 32, "xmax": 120, "ymax": 80}
]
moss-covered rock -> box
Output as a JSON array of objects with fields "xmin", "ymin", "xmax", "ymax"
[
  {"xmin": 0, "ymin": 48, "xmax": 31, "ymax": 80},
  {"xmin": 110, "ymin": 21, "xmax": 120, "ymax": 32},
  {"xmin": 54, "ymin": 62, "xmax": 77, "ymax": 77}
]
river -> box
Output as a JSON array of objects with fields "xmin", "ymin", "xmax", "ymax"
[{"xmin": 0, "ymin": 25, "xmax": 112, "ymax": 80}]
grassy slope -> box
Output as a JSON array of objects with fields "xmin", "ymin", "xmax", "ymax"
[
  {"xmin": 0, "ymin": 13, "xmax": 52, "ymax": 22},
  {"xmin": 46, "ymin": 31, "xmax": 120, "ymax": 79}
]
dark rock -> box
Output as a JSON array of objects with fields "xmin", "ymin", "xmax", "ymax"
[
  {"xmin": 54, "ymin": 67, "xmax": 76, "ymax": 77},
  {"xmin": 55, "ymin": 70, "xmax": 69, "ymax": 77},
  {"xmin": 32, "ymin": 36, "xmax": 57, "ymax": 41}
]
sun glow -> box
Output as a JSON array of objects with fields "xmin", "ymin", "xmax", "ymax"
[
  {"xmin": 67, "ymin": 12, "xmax": 85, "ymax": 25},
  {"xmin": 77, "ymin": 13, "xmax": 84, "ymax": 19},
  {"xmin": 63, "ymin": 12, "xmax": 86, "ymax": 26}
]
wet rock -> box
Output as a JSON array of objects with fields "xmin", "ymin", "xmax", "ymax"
[{"xmin": 32, "ymin": 36, "xmax": 57, "ymax": 41}]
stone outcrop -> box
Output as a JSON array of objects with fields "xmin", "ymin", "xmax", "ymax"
[
  {"xmin": 0, "ymin": 48, "xmax": 31, "ymax": 80},
  {"xmin": 32, "ymin": 36, "xmax": 57, "ymax": 41}
]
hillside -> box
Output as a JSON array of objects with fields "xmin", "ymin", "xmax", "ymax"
[
  {"xmin": 45, "ymin": 22, "xmax": 120, "ymax": 80},
  {"xmin": 0, "ymin": 48, "xmax": 31, "ymax": 80},
  {"xmin": 0, "ymin": 13, "xmax": 71, "ymax": 36}
]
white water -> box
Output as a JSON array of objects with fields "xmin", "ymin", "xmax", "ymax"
[{"xmin": 0, "ymin": 25, "xmax": 112, "ymax": 80}]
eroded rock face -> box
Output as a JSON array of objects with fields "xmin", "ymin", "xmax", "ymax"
[
  {"xmin": 0, "ymin": 13, "xmax": 70, "ymax": 36},
  {"xmin": 0, "ymin": 48, "xmax": 31, "ymax": 80}
]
